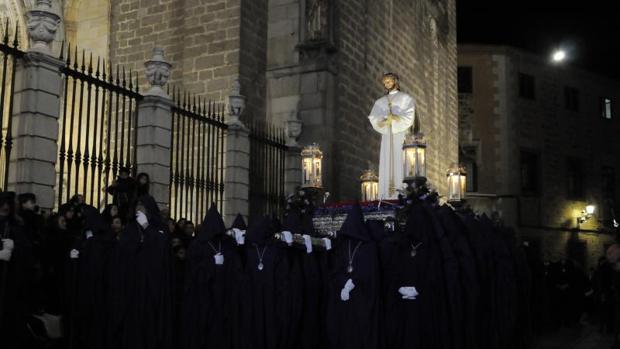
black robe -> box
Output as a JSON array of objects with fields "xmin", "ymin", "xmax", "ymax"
[
  {"xmin": 381, "ymin": 203, "xmax": 450, "ymax": 349},
  {"xmin": 462, "ymin": 213, "xmax": 496, "ymax": 349},
  {"xmin": 481, "ymin": 216, "xmax": 518, "ymax": 349},
  {"xmin": 0, "ymin": 217, "xmax": 34, "ymax": 349},
  {"xmin": 437, "ymin": 205, "xmax": 480, "ymax": 349},
  {"xmin": 73, "ymin": 206, "xmax": 115, "ymax": 349},
  {"xmin": 106, "ymin": 195, "xmax": 173, "ymax": 349},
  {"xmin": 241, "ymin": 217, "xmax": 290, "ymax": 349},
  {"xmin": 302, "ymin": 212, "xmax": 331, "ymax": 349},
  {"xmin": 180, "ymin": 205, "xmax": 243, "ymax": 349},
  {"xmin": 326, "ymin": 204, "xmax": 380, "ymax": 349}
]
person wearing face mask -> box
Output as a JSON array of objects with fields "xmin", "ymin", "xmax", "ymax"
[
  {"xmin": 107, "ymin": 195, "xmax": 173, "ymax": 349},
  {"xmin": 0, "ymin": 191, "xmax": 34, "ymax": 349}
]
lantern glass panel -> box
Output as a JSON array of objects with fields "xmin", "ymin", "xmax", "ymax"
[
  {"xmin": 459, "ymin": 174, "xmax": 467, "ymax": 198},
  {"xmin": 303, "ymin": 158, "xmax": 312, "ymax": 184},
  {"xmin": 418, "ymin": 148, "xmax": 426, "ymax": 177}
]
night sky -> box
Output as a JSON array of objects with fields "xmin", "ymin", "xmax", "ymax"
[{"xmin": 457, "ymin": 2, "xmax": 620, "ymax": 80}]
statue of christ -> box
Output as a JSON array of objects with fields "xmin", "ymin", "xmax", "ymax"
[{"xmin": 367, "ymin": 73, "xmax": 415, "ymax": 199}]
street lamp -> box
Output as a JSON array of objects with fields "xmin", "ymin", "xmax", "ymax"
[
  {"xmin": 551, "ymin": 49, "xmax": 566, "ymax": 63},
  {"xmin": 577, "ymin": 204, "xmax": 596, "ymax": 228}
]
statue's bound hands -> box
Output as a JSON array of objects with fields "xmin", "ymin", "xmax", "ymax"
[{"xmin": 378, "ymin": 114, "xmax": 400, "ymax": 128}]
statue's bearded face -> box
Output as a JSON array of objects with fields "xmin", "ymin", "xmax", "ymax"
[{"xmin": 382, "ymin": 76, "xmax": 397, "ymax": 91}]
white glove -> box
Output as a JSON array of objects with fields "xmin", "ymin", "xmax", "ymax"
[
  {"xmin": 322, "ymin": 238, "xmax": 332, "ymax": 251},
  {"xmin": 0, "ymin": 248, "xmax": 12, "ymax": 262},
  {"xmin": 281, "ymin": 231, "xmax": 293, "ymax": 246},
  {"xmin": 398, "ymin": 286, "xmax": 419, "ymax": 300},
  {"xmin": 85, "ymin": 230, "xmax": 93, "ymax": 239},
  {"xmin": 232, "ymin": 228, "xmax": 245, "ymax": 245},
  {"xmin": 302, "ymin": 234, "xmax": 312, "ymax": 254},
  {"xmin": 136, "ymin": 211, "xmax": 149, "ymax": 229},
  {"xmin": 2, "ymin": 238, "xmax": 14, "ymax": 251},
  {"xmin": 340, "ymin": 278, "xmax": 355, "ymax": 301},
  {"xmin": 70, "ymin": 249, "xmax": 79, "ymax": 259}
]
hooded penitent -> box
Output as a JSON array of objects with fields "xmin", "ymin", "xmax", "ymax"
[
  {"xmin": 380, "ymin": 203, "xmax": 449, "ymax": 349},
  {"xmin": 326, "ymin": 203, "xmax": 380, "ymax": 349},
  {"xmin": 106, "ymin": 194, "xmax": 173, "ymax": 349},
  {"xmin": 180, "ymin": 204, "xmax": 243, "ymax": 349},
  {"xmin": 437, "ymin": 205, "xmax": 480, "ymax": 349},
  {"xmin": 242, "ymin": 216, "xmax": 290, "ymax": 349},
  {"xmin": 72, "ymin": 205, "xmax": 115, "ymax": 349}
]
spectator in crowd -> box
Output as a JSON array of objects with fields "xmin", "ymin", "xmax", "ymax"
[
  {"xmin": 136, "ymin": 173, "xmax": 150, "ymax": 197},
  {"xmin": 105, "ymin": 167, "xmax": 136, "ymax": 218}
]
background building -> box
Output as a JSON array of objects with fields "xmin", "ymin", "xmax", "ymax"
[
  {"xmin": 1, "ymin": 0, "xmax": 458, "ymax": 201},
  {"xmin": 458, "ymin": 44, "xmax": 620, "ymax": 268}
]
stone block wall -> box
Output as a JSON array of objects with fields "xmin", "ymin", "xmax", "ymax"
[
  {"xmin": 333, "ymin": 0, "xmax": 458, "ymax": 199},
  {"xmin": 109, "ymin": 0, "xmax": 268, "ymax": 121}
]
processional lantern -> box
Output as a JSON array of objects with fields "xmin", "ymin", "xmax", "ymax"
[
  {"xmin": 360, "ymin": 169, "xmax": 379, "ymax": 202},
  {"xmin": 447, "ymin": 163, "xmax": 467, "ymax": 202},
  {"xmin": 301, "ymin": 143, "xmax": 323, "ymax": 188},
  {"xmin": 402, "ymin": 132, "xmax": 427, "ymax": 186}
]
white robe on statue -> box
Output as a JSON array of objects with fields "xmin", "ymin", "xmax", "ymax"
[{"xmin": 368, "ymin": 90, "xmax": 415, "ymax": 199}]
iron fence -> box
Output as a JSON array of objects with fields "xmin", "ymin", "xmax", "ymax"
[
  {"xmin": 248, "ymin": 120, "xmax": 287, "ymax": 224},
  {"xmin": 0, "ymin": 21, "xmax": 22, "ymax": 191},
  {"xmin": 169, "ymin": 88, "xmax": 227, "ymax": 224},
  {"xmin": 56, "ymin": 45, "xmax": 141, "ymax": 209}
]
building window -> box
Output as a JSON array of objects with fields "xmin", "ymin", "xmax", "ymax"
[
  {"xmin": 601, "ymin": 97, "xmax": 613, "ymax": 119},
  {"xmin": 567, "ymin": 157, "xmax": 584, "ymax": 199},
  {"xmin": 464, "ymin": 161, "xmax": 478, "ymax": 192},
  {"xmin": 564, "ymin": 86, "xmax": 580, "ymax": 112},
  {"xmin": 458, "ymin": 66, "xmax": 473, "ymax": 94},
  {"xmin": 460, "ymin": 145, "xmax": 478, "ymax": 192},
  {"xmin": 519, "ymin": 73, "xmax": 536, "ymax": 100},
  {"xmin": 520, "ymin": 150, "xmax": 539, "ymax": 195}
]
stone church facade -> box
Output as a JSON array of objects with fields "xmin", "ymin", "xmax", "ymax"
[{"xmin": 2, "ymin": 0, "xmax": 457, "ymax": 201}]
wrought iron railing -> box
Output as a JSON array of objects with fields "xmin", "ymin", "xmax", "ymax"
[
  {"xmin": 56, "ymin": 44, "xmax": 141, "ymax": 208},
  {"xmin": 0, "ymin": 21, "xmax": 23, "ymax": 191},
  {"xmin": 169, "ymin": 88, "xmax": 227, "ymax": 224},
  {"xmin": 248, "ymin": 120, "xmax": 287, "ymax": 224}
]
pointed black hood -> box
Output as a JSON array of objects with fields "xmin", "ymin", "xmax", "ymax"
[
  {"xmin": 231, "ymin": 213, "xmax": 247, "ymax": 230},
  {"xmin": 282, "ymin": 211, "xmax": 302, "ymax": 235},
  {"xmin": 338, "ymin": 203, "xmax": 370, "ymax": 241},
  {"xmin": 300, "ymin": 213, "xmax": 316, "ymax": 236},
  {"xmin": 365, "ymin": 219, "xmax": 386, "ymax": 242},
  {"xmin": 246, "ymin": 216, "xmax": 276, "ymax": 245},
  {"xmin": 197, "ymin": 204, "xmax": 226, "ymax": 241},
  {"xmin": 404, "ymin": 203, "xmax": 431, "ymax": 244}
]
